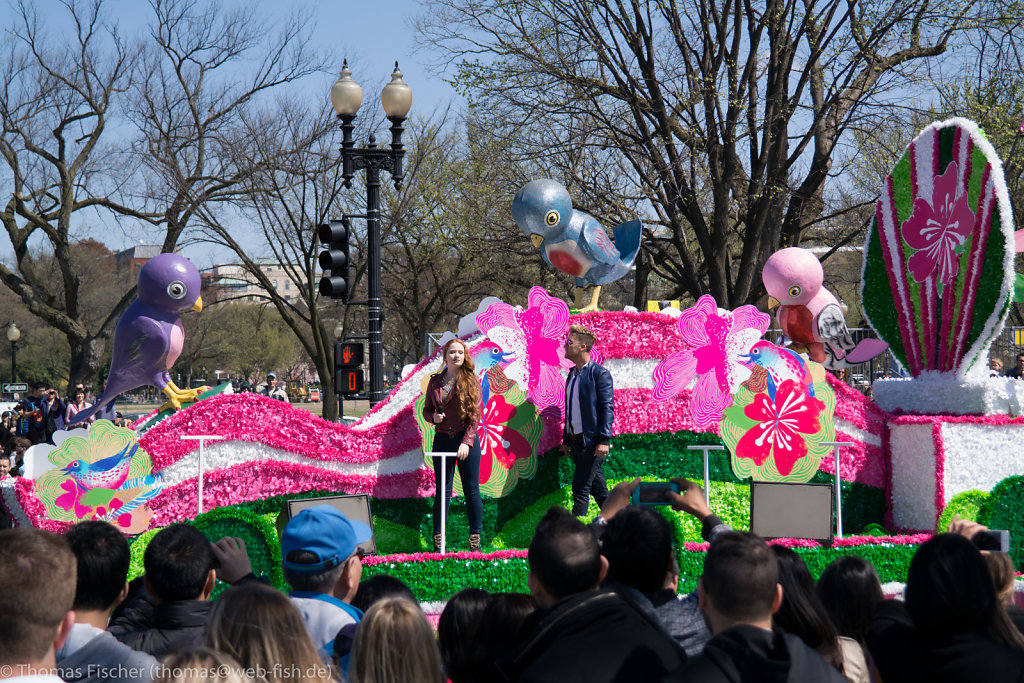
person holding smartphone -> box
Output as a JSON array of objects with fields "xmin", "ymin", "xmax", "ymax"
[
  {"xmin": 422, "ymin": 338, "xmax": 483, "ymax": 553},
  {"xmin": 559, "ymin": 324, "xmax": 614, "ymax": 516}
]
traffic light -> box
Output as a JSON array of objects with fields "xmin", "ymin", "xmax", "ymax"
[
  {"xmin": 318, "ymin": 218, "xmax": 350, "ymax": 300},
  {"xmin": 335, "ymin": 341, "xmax": 365, "ymax": 396}
]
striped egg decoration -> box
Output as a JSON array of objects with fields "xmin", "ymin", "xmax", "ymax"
[{"xmin": 861, "ymin": 118, "xmax": 1016, "ymax": 378}]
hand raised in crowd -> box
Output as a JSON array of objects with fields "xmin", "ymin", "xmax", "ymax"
[
  {"xmin": 597, "ymin": 477, "xmax": 641, "ymax": 522},
  {"xmin": 667, "ymin": 477, "xmax": 714, "ymax": 523},
  {"xmin": 211, "ymin": 536, "xmax": 253, "ymax": 585},
  {"xmin": 948, "ymin": 513, "xmax": 986, "ymax": 540}
]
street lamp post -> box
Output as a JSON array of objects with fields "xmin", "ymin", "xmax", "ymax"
[
  {"xmin": 329, "ymin": 60, "xmax": 412, "ymax": 406},
  {"xmin": 6, "ymin": 323, "xmax": 20, "ymax": 389}
]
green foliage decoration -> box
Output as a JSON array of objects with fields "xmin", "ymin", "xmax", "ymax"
[
  {"xmin": 937, "ymin": 489, "xmax": 989, "ymax": 532},
  {"xmin": 121, "ymin": 430, "xmax": 896, "ymax": 601},
  {"xmin": 363, "ymin": 555, "xmax": 531, "ymax": 597},
  {"xmin": 978, "ymin": 475, "xmax": 1024, "ymax": 568}
]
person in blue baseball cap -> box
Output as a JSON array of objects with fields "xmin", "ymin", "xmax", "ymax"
[{"xmin": 281, "ymin": 505, "xmax": 373, "ymax": 669}]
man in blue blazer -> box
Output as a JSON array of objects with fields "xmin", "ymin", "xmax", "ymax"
[{"xmin": 560, "ymin": 324, "xmax": 615, "ymax": 515}]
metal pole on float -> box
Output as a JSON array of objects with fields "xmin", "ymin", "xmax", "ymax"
[
  {"xmin": 687, "ymin": 444, "xmax": 725, "ymax": 508},
  {"xmin": 824, "ymin": 441, "xmax": 853, "ymax": 538},
  {"xmin": 179, "ymin": 435, "xmax": 225, "ymax": 515},
  {"xmin": 425, "ymin": 451, "xmax": 458, "ymax": 553}
]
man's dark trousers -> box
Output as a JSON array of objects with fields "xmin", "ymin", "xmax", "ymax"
[{"xmin": 570, "ymin": 434, "xmax": 608, "ymax": 515}]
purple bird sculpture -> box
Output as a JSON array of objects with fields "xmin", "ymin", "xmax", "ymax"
[
  {"xmin": 62, "ymin": 443, "xmax": 138, "ymax": 490},
  {"xmin": 738, "ymin": 340, "xmax": 815, "ymax": 400},
  {"xmin": 69, "ymin": 253, "xmax": 203, "ymax": 425}
]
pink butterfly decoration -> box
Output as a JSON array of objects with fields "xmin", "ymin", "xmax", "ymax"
[
  {"xmin": 651, "ymin": 295, "xmax": 770, "ymax": 428},
  {"xmin": 476, "ymin": 287, "xmax": 573, "ymax": 410}
]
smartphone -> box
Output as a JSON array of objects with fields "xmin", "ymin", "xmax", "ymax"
[
  {"xmin": 974, "ymin": 529, "xmax": 1010, "ymax": 553},
  {"xmin": 631, "ymin": 482, "xmax": 680, "ymax": 506}
]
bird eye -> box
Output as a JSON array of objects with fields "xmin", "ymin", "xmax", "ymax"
[
  {"xmin": 788, "ymin": 285, "xmax": 801, "ymax": 298},
  {"xmin": 545, "ymin": 210, "xmax": 559, "ymax": 226},
  {"xmin": 167, "ymin": 281, "xmax": 187, "ymax": 299}
]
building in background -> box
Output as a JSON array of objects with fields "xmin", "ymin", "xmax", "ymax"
[
  {"xmin": 114, "ymin": 245, "xmax": 163, "ymax": 280},
  {"xmin": 205, "ymin": 261, "xmax": 304, "ymax": 305}
]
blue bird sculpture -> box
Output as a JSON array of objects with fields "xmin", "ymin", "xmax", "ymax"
[
  {"xmin": 69, "ymin": 253, "xmax": 204, "ymax": 424},
  {"xmin": 471, "ymin": 341, "xmax": 515, "ymax": 404},
  {"xmin": 62, "ymin": 443, "xmax": 138, "ymax": 490},
  {"xmin": 512, "ymin": 179, "xmax": 642, "ymax": 311},
  {"xmin": 738, "ymin": 341, "xmax": 815, "ymax": 401}
]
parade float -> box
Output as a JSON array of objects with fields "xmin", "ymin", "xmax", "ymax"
[{"xmin": 2, "ymin": 118, "xmax": 1023, "ymax": 603}]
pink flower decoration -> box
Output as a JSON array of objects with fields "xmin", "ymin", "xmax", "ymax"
[
  {"xmin": 477, "ymin": 395, "xmax": 530, "ymax": 473},
  {"xmin": 651, "ymin": 295, "xmax": 769, "ymax": 428},
  {"xmin": 54, "ymin": 479, "xmax": 91, "ymax": 519},
  {"xmin": 139, "ymin": 394, "xmax": 423, "ymax": 471},
  {"xmin": 901, "ymin": 160, "xmax": 975, "ymax": 288},
  {"xmin": 476, "ymin": 287, "xmax": 573, "ymax": 410},
  {"xmin": 736, "ymin": 379, "xmax": 825, "ymax": 476}
]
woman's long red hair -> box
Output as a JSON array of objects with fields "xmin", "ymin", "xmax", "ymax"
[{"xmin": 439, "ymin": 339, "xmax": 480, "ymax": 423}]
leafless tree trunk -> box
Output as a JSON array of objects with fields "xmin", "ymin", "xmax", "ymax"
[
  {"xmin": 192, "ymin": 102, "xmax": 347, "ymax": 421},
  {"xmin": 0, "ymin": 0, "xmax": 154, "ymax": 386},
  {"xmin": 0, "ymin": 0, "xmax": 327, "ymax": 389}
]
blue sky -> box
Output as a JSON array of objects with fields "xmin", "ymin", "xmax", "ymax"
[
  {"xmin": 108, "ymin": 0, "xmax": 457, "ymax": 113},
  {"xmin": 1, "ymin": 0, "xmax": 460, "ymax": 268}
]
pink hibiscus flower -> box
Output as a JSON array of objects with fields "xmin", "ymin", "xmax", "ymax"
[
  {"xmin": 651, "ymin": 295, "xmax": 770, "ymax": 428},
  {"xmin": 476, "ymin": 287, "xmax": 572, "ymax": 410},
  {"xmin": 477, "ymin": 394, "xmax": 531, "ymax": 471},
  {"xmin": 54, "ymin": 479, "xmax": 92, "ymax": 519},
  {"xmin": 901, "ymin": 160, "xmax": 975, "ymax": 287},
  {"xmin": 736, "ymin": 379, "xmax": 825, "ymax": 476}
]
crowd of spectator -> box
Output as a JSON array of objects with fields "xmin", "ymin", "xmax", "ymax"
[
  {"xmin": 1, "ymin": 477, "xmax": 1023, "ymax": 683},
  {"xmin": 991, "ymin": 353, "xmax": 1024, "ymax": 378},
  {"xmin": 1, "ymin": 382, "xmax": 129, "ymax": 450}
]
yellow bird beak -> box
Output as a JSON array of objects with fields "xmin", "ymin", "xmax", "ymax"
[
  {"xmin": 530, "ymin": 234, "xmax": 545, "ymax": 248},
  {"xmin": 767, "ymin": 297, "xmax": 780, "ymax": 310},
  {"xmin": 192, "ymin": 296, "xmax": 203, "ymax": 313}
]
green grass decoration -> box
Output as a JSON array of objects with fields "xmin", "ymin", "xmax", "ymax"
[
  {"xmin": 937, "ymin": 489, "xmax": 989, "ymax": 532},
  {"xmin": 978, "ymin": 475, "xmax": 1024, "ymax": 568},
  {"xmin": 118, "ymin": 430, "xmax": 920, "ymax": 602}
]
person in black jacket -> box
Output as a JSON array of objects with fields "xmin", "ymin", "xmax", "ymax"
[
  {"xmin": 667, "ymin": 531, "xmax": 845, "ymax": 683},
  {"xmin": 108, "ymin": 525, "xmax": 255, "ymax": 658},
  {"xmin": 506, "ymin": 507, "xmax": 685, "ymax": 683},
  {"xmin": 107, "ymin": 524, "xmax": 217, "ymax": 657},
  {"xmin": 868, "ymin": 533, "xmax": 1024, "ymax": 682},
  {"xmin": 560, "ymin": 324, "xmax": 614, "ymax": 515}
]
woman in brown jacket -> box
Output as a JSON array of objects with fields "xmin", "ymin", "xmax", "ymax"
[{"xmin": 423, "ymin": 338, "xmax": 483, "ymax": 552}]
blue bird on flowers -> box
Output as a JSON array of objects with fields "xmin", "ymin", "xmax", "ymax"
[
  {"xmin": 62, "ymin": 444, "xmax": 139, "ymax": 491},
  {"xmin": 738, "ymin": 341, "xmax": 815, "ymax": 401},
  {"xmin": 471, "ymin": 341, "xmax": 515, "ymax": 404},
  {"xmin": 512, "ymin": 179, "xmax": 642, "ymax": 312},
  {"xmin": 61, "ymin": 442, "xmax": 164, "ymax": 522}
]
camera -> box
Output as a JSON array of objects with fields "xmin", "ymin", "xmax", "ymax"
[
  {"xmin": 973, "ymin": 529, "xmax": 1010, "ymax": 553},
  {"xmin": 631, "ymin": 482, "xmax": 680, "ymax": 506}
]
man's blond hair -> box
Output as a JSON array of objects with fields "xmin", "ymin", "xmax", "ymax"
[{"xmin": 568, "ymin": 324, "xmax": 597, "ymax": 351}]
